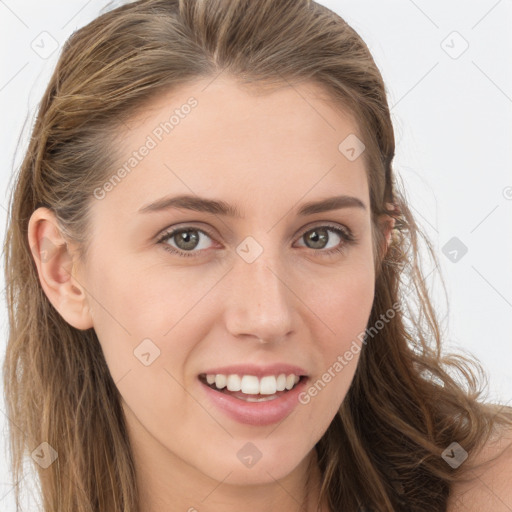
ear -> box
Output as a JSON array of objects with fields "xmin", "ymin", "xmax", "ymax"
[
  {"xmin": 27, "ymin": 207, "xmax": 94, "ymax": 330},
  {"xmin": 377, "ymin": 210, "xmax": 396, "ymax": 260}
]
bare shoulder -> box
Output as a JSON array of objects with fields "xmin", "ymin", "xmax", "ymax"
[{"xmin": 447, "ymin": 425, "xmax": 512, "ymax": 511}]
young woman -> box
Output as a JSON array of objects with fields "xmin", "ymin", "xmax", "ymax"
[{"xmin": 3, "ymin": 0, "xmax": 512, "ymax": 511}]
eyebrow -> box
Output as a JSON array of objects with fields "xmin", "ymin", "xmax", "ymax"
[{"xmin": 138, "ymin": 194, "xmax": 367, "ymax": 217}]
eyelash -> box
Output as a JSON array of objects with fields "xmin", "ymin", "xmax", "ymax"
[{"xmin": 156, "ymin": 223, "xmax": 357, "ymax": 259}]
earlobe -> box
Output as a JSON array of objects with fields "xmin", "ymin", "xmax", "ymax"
[{"xmin": 27, "ymin": 207, "xmax": 94, "ymax": 330}]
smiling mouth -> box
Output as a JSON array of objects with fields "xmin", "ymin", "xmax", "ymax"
[{"xmin": 198, "ymin": 373, "xmax": 307, "ymax": 402}]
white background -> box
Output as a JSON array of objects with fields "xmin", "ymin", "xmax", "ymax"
[{"xmin": 1, "ymin": 0, "xmax": 511, "ymax": 509}]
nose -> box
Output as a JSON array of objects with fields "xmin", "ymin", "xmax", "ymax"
[{"xmin": 224, "ymin": 250, "xmax": 295, "ymax": 345}]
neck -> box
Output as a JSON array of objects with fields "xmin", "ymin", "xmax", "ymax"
[{"xmin": 302, "ymin": 449, "xmax": 330, "ymax": 512}]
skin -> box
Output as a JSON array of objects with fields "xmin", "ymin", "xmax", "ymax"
[
  {"xmin": 28, "ymin": 76, "xmax": 395, "ymax": 512},
  {"xmin": 448, "ymin": 427, "xmax": 512, "ymax": 511}
]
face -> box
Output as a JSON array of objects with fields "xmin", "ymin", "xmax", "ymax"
[{"xmin": 75, "ymin": 76, "xmax": 376, "ymax": 486}]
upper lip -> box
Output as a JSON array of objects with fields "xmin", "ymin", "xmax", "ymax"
[{"xmin": 199, "ymin": 363, "xmax": 309, "ymax": 378}]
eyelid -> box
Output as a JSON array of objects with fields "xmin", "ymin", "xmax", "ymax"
[{"xmin": 155, "ymin": 222, "xmax": 219, "ymax": 244}]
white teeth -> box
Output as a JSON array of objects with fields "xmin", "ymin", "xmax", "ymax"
[
  {"xmin": 285, "ymin": 374, "xmax": 295, "ymax": 390},
  {"xmin": 259, "ymin": 375, "xmax": 277, "ymax": 395},
  {"xmin": 214, "ymin": 374, "xmax": 227, "ymax": 389},
  {"xmin": 226, "ymin": 374, "xmax": 242, "ymax": 392},
  {"xmin": 204, "ymin": 373, "xmax": 302, "ymax": 395},
  {"xmin": 241, "ymin": 375, "xmax": 260, "ymax": 394},
  {"xmin": 276, "ymin": 374, "xmax": 287, "ymax": 391}
]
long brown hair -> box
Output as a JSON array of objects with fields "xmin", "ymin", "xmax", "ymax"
[{"xmin": 3, "ymin": 0, "xmax": 511, "ymax": 510}]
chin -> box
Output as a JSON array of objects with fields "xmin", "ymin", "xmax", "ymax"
[{"xmin": 193, "ymin": 437, "xmax": 310, "ymax": 485}]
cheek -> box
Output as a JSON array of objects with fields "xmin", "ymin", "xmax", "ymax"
[
  {"xmin": 84, "ymin": 252, "xmax": 214, "ymax": 402},
  {"xmin": 82, "ymin": 256, "xmax": 170, "ymax": 379},
  {"xmin": 306, "ymin": 247, "xmax": 376, "ymax": 345},
  {"xmin": 84, "ymin": 262, "xmax": 194, "ymax": 431},
  {"xmin": 86, "ymin": 252, "xmax": 178, "ymax": 332},
  {"xmin": 299, "ymin": 256, "xmax": 375, "ymax": 424},
  {"xmin": 329, "ymin": 257, "xmax": 375, "ymax": 359}
]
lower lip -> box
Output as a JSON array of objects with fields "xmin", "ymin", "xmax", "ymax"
[{"xmin": 199, "ymin": 377, "xmax": 309, "ymax": 426}]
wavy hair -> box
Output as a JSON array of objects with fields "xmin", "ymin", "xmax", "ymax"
[{"xmin": 3, "ymin": 0, "xmax": 512, "ymax": 510}]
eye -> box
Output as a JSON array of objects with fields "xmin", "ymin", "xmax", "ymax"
[
  {"xmin": 156, "ymin": 223, "xmax": 357, "ymax": 258},
  {"xmin": 157, "ymin": 227, "xmax": 216, "ymax": 257},
  {"xmin": 294, "ymin": 224, "xmax": 356, "ymax": 257}
]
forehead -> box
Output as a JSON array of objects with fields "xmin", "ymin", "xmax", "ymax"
[
  {"xmin": 96, "ymin": 76, "xmax": 369, "ymax": 218},
  {"xmin": 130, "ymin": 76, "xmax": 361, "ymax": 142}
]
